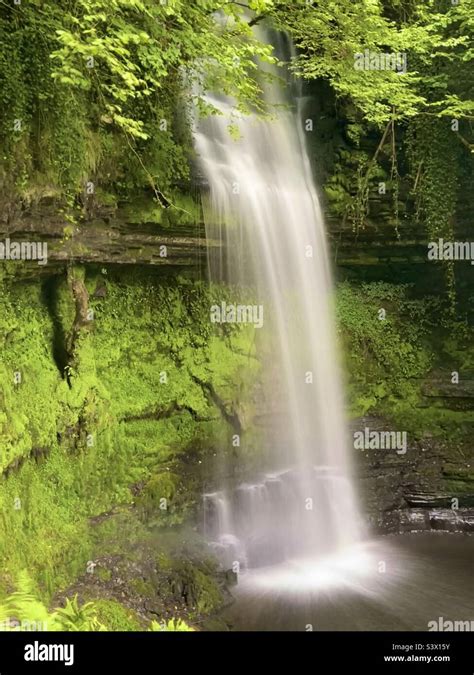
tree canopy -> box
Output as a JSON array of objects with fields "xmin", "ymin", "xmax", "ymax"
[
  {"xmin": 0, "ymin": 0, "xmax": 472, "ymax": 242},
  {"xmin": 273, "ymin": 0, "xmax": 474, "ymax": 127}
]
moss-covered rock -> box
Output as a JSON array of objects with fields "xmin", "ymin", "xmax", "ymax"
[
  {"xmin": 92, "ymin": 599, "xmax": 142, "ymax": 631},
  {"xmin": 0, "ymin": 268, "xmax": 261, "ymax": 600}
]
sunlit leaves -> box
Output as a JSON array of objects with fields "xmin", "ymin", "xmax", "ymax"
[
  {"xmin": 273, "ymin": 0, "xmax": 474, "ymax": 126},
  {"xmin": 48, "ymin": 0, "xmax": 275, "ymax": 140}
]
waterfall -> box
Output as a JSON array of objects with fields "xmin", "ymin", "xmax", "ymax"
[{"xmin": 195, "ymin": 31, "xmax": 363, "ymax": 575}]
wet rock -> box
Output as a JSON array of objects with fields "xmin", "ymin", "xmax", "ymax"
[
  {"xmin": 404, "ymin": 492, "xmax": 453, "ymax": 508},
  {"xmin": 399, "ymin": 509, "xmax": 429, "ymax": 532},
  {"xmin": 224, "ymin": 569, "xmax": 238, "ymax": 586},
  {"xmin": 353, "ymin": 415, "xmax": 474, "ymax": 535},
  {"xmin": 427, "ymin": 509, "xmax": 474, "ymax": 532}
]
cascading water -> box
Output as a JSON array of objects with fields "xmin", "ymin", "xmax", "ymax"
[{"xmin": 195, "ymin": 31, "xmax": 363, "ymax": 577}]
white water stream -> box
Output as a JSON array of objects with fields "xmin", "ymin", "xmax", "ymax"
[{"xmin": 195, "ymin": 32, "xmax": 363, "ymax": 577}]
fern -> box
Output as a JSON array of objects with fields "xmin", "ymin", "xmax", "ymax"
[
  {"xmin": 0, "ymin": 574, "xmax": 191, "ymax": 632},
  {"xmin": 148, "ymin": 618, "xmax": 194, "ymax": 632},
  {"xmin": 55, "ymin": 596, "xmax": 106, "ymax": 632},
  {"xmin": 0, "ymin": 574, "xmax": 105, "ymax": 631}
]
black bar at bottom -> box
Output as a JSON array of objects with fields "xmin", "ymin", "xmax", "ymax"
[{"xmin": 0, "ymin": 631, "xmax": 471, "ymax": 674}]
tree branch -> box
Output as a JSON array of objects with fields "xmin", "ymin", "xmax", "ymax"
[
  {"xmin": 248, "ymin": 12, "xmax": 269, "ymax": 27},
  {"xmin": 455, "ymin": 131, "xmax": 474, "ymax": 151}
]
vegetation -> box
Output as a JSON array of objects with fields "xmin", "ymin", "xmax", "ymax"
[
  {"xmin": 265, "ymin": 1, "xmax": 474, "ymax": 309},
  {"xmin": 336, "ymin": 282, "xmax": 434, "ymax": 418},
  {"xmin": 0, "ymin": 0, "xmax": 472, "ymax": 632},
  {"xmin": 0, "ymin": 0, "xmax": 275, "ymax": 209},
  {"xmin": 0, "ymin": 572, "xmax": 193, "ymax": 631},
  {"xmin": 336, "ymin": 281, "xmax": 474, "ymax": 450},
  {"xmin": 0, "ymin": 270, "xmax": 259, "ymax": 614},
  {"xmin": 1, "ymin": 0, "xmax": 472, "ymax": 251}
]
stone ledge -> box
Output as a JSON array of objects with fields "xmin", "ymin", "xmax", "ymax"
[{"xmin": 369, "ymin": 507, "xmax": 474, "ymax": 534}]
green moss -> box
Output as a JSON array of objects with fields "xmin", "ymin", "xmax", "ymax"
[
  {"xmin": 136, "ymin": 470, "xmax": 192, "ymax": 526},
  {"xmin": 192, "ymin": 569, "xmax": 222, "ymax": 615},
  {"xmin": 336, "ymin": 281, "xmax": 435, "ymax": 421},
  {"xmin": 95, "ymin": 188, "xmax": 118, "ymax": 209},
  {"xmin": 92, "ymin": 599, "xmax": 142, "ymax": 631},
  {"xmin": 122, "ymin": 197, "xmax": 164, "ymax": 225},
  {"xmin": 168, "ymin": 561, "xmax": 223, "ymax": 617},
  {"xmin": 336, "ymin": 280, "xmax": 474, "ymax": 451},
  {"xmin": 96, "ymin": 567, "xmax": 112, "ymax": 583},
  {"xmin": 0, "ymin": 270, "xmax": 259, "ymax": 599},
  {"xmin": 130, "ymin": 578, "xmax": 155, "ymax": 598}
]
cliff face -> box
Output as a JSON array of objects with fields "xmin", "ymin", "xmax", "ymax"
[
  {"xmin": 0, "ymin": 254, "xmax": 261, "ymax": 620},
  {"xmin": 0, "ymin": 193, "xmax": 211, "ymax": 273},
  {"xmin": 0, "ymin": 185, "xmax": 473, "ymax": 623},
  {"xmin": 332, "ymin": 225, "xmax": 474, "ymax": 533}
]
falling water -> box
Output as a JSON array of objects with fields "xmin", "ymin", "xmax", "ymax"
[{"xmin": 195, "ymin": 31, "xmax": 363, "ymax": 576}]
